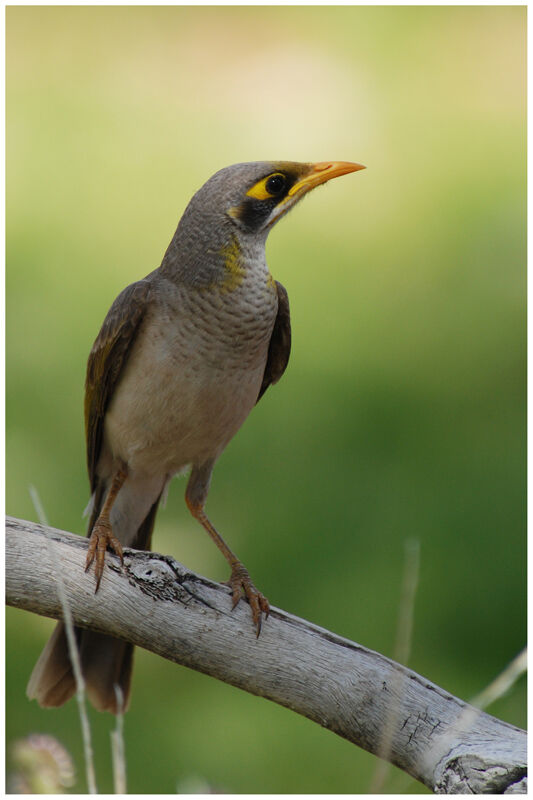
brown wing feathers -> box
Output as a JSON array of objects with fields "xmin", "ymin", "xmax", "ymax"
[
  {"xmin": 84, "ymin": 280, "xmax": 151, "ymax": 491},
  {"xmin": 257, "ymin": 280, "xmax": 291, "ymax": 402}
]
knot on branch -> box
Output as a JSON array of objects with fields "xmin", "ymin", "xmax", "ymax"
[{"xmin": 122, "ymin": 551, "xmax": 210, "ymax": 607}]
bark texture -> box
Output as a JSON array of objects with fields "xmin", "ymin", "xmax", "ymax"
[{"xmin": 6, "ymin": 516, "xmax": 527, "ymax": 794}]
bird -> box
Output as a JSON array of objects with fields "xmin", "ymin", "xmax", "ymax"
[{"xmin": 27, "ymin": 159, "xmax": 365, "ymax": 713}]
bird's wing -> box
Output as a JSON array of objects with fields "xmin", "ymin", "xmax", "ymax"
[
  {"xmin": 85, "ymin": 279, "xmax": 152, "ymax": 490},
  {"xmin": 257, "ymin": 280, "xmax": 291, "ymax": 403}
]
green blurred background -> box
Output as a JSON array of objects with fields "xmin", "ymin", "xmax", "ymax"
[{"xmin": 6, "ymin": 5, "xmax": 526, "ymax": 794}]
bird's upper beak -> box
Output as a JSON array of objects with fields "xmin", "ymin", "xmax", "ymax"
[
  {"xmin": 265, "ymin": 160, "xmax": 365, "ymax": 229},
  {"xmin": 288, "ymin": 161, "xmax": 366, "ymax": 198}
]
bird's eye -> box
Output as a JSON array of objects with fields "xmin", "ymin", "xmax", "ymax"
[
  {"xmin": 265, "ymin": 173, "xmax": 286, "ymax": 195},
  {"xmin": 246, "ymin": 172, "xmax": 288, "ymax": 201}
]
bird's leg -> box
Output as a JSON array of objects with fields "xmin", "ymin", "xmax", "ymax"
[
  {"xmin": 188, "ymin": 502, "xmax": 271, "ymax": 636},
  {"xmin": 85, "ymin": 465, "xmax": 128, "ymax": 591},
  {"xmin": 185, "ymin": 466, "xmax": 270, "ymax": 636}
]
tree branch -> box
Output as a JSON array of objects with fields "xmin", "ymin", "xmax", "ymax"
[{"xmin": 6, "ymin": 516, "xmax": 527, "ymax": 794}]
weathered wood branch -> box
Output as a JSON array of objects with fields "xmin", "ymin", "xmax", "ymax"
[{"xmin": 6, "ymin": 516, "xmax": 527, "ymax": 794}]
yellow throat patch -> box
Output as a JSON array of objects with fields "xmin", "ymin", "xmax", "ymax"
[{"xmin": 219, "ymin": 236, "xmax": 246, "ymax": 293}]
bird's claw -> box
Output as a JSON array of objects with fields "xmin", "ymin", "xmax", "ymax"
[
  {"xmin": 85, "ymin": 517, "xmax": 124, "ymax": 591},
  {"xmin": 228, "ymin": 562, "xmax": 270, "ymax": 637}
]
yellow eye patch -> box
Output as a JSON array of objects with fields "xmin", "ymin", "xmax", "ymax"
[{"xmin": 246, "ymin": 172, "xmax": 287, "ymax": 201}]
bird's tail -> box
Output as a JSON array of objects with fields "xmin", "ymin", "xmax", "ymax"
[{"xmin": 26, "ymin": 492, "xmax": 161, "ymax": 714}]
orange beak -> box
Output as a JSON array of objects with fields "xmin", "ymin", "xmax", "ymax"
[
  {"xmin": 288, "ymin": 161, "xmax": 366, "ymax": 197},
  {"xmin": 264, "ymin": 160, "xmax": 365, "ymax": 229}
]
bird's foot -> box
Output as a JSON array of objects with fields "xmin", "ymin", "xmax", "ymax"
[
  {"xmin": 227, "ymin": 561, "xmax": 270, "ymax": 637},
  {"xmin": 85, "ymin": 517, "xmax": 124, "ymax": 591}
]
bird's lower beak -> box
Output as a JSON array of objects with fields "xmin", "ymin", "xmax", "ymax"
[
  {"xmin": 288, "ymin": 161, "xmax": 366, "ymax": 198},
  {"xmin": 264, "ymin": 160, "xmax": 365, "ymax": 230}
]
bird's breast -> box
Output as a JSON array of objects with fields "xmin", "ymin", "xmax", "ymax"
[
  {"xmin": 103, "ymin": 267, "xmax": 278, "ymax": 476},
  {"xmin": 162, "ymin": 264, "xmax": 278, "ymax": 370}
]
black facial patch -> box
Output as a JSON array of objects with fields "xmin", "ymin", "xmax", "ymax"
[
  {"xmin": 236, "ymin": 197, "xmax": 279, "ymax": 231},
  {"xmin": 233, "ymin": 171, "xmax": 299, "ymax": 232}
]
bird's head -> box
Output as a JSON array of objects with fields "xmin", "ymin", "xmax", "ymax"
[
  {"xmin": 205, "ymin": 160, "xmax": 365, "ymax": 236},
  {"xmin": 162, "ymin": 160, "xmax": 365, "ymax": 281}
]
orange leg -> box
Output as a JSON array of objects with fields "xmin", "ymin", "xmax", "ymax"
[
  {"xmin": 85, "ymin": 466, "xmax": 128, "ymax": 591},
  {"xmin": 185, "ymin": 467, "xmax": 269, "ymax": 636}
]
